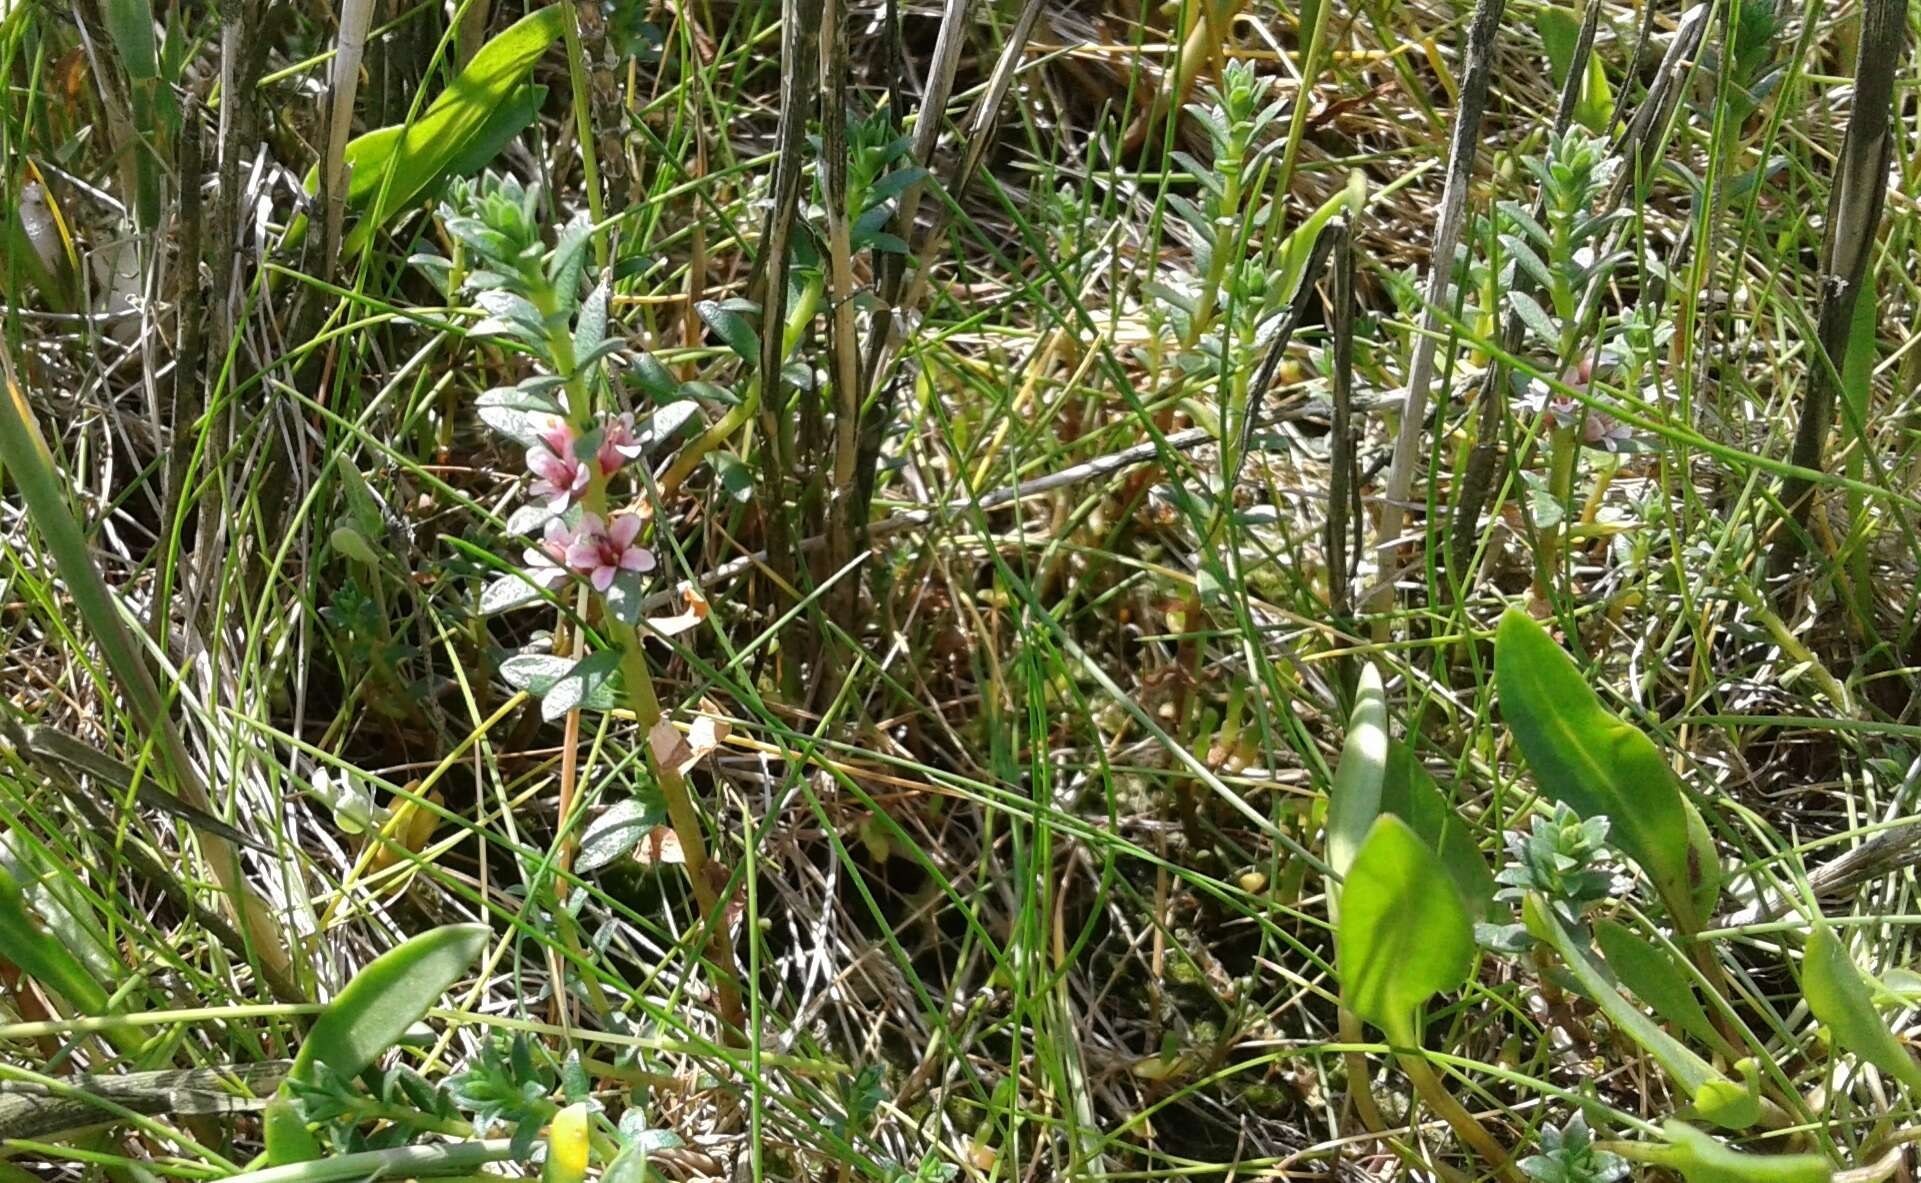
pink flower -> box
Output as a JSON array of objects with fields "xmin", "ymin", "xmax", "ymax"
[
  {"xmin": 1582, "ymin": 411, "xmax": 1633, "ymax": 452},
  {"xmin": 525, "ymin": 414, "xmax": 591, "ymax": 507},
  {"xmin": 1518, "ymin": 355, "xmax": 1596, "ymax": 430},
  {"xmin": 531, "ymin": 413, "xmax": 576, "ymax": 457},
  {"xmin": 527, "ymin": 444, "xmax": 589, "ymax": 508},
  {"xmin": 596, "ymin": 413, "xmax": 645, "ymax": 476},
  {"xmin": 1519, "ymin": 387, "xmax": 1580, "ymax": 429},
  {"xmin": 522, "ymin": 518, "xmax": 575, "ymax": 588},
  {"xmin": 564, "ymin": 512, "xmax": 656, "ymax": 591}
]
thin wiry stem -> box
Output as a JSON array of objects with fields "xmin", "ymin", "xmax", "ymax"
[
  {"xmin": 1371, "ymin": 0, "xmax": 1505, "ymax": 626},
  {"xmin": 1769, "ymin": 0, "xmax": 1903, "ymax": 577}
]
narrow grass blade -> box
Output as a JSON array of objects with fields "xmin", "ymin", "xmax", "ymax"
[{"xmin": 0, "ymin": 361, "xmax": 296, "ymax": 992}]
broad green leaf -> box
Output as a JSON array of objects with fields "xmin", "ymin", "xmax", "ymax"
[
  {"xmin": 1802, "ymin": 924, "xmax": 1921, "ymax": 1091},
  {"xmin": 1380, "ymin": 740, "xmax": 1495, "ymax": 919},
  {"xmin": 1657, "ymin": 1121, "xmax": 1830, "ymax": 1183},
  {"xmin": 1840, "ymin": 265, "xmax": 1876, "ymax": 605},
  {"xmin": 1873, "ymin": 967, "xmax": 1921, "ymax": 1006},
  {"xmin": 440, "ymin": 84, "xmax": 548, "ymax": 190},
  {"xmin": 1684, "ymin": 803, "xmax": 1723, "ymax": 924},
  {"xmin": 0, "ymin": 830, "xmax": 118, "ymax": 978},
  {"xmin": 1525, "ymin": 894, "xmax": 1754, "ymax": 1129},
  {"xmin": 340, "ymin": 7, "xmax": 567, "ymax": 252},
  {"xmin": 1537, "ymin": 7, "xmax": 1614, "ymax": 132},
  {"xmin": 710, "ymin": 451, "xmax": 754, "ymax": 502},
  {"xmin": 604, "ymin": 1142, "xmax": 650, "ymax": 1183},
  {"xmin": 1841, "ymin": 265, "xmax": 1876, "ymax": 463},
  {"xmin": 1337, "ymin": 816, "xmax": 1474, "ymax": 1044},
  {"xmin": 331, "ymin": 525, "xmax": 379, "ymax": 566},
  {"xmin": 1496, "ymin": 609, "xmax": 1720, "ymax": 931},
  {"xmin": 1270, "ymin": 169, "xmax": 1365, "ymax": 309},
  {"xmin": 0, "ymin": 375, "xmax": 292, "ymax": 981},
  {"xmin": 1576, "ymin": 48, "xmax": 1614, "ymax": 134},
  {"xmin": 290, "ymin": 923, "xmax": 490, "ymax": 1086},
  {"xmin": 263, "ymin": 1097, "xmax": 322, "ymax": 1165},
  {"xmin": 1594, "ymin": 917, "xmax": 1729, "ymax": 1055},
  {"xmin": 1536, "ymin": 6, "xmax": 1581, "ymax": 85},
  {"xmin": 0, "ymin": 863, "xmax": 150, "ymax": 1056},
  {"xmin": 543, "ymin": 1102, "xmax": 591, "ymax": 1183},
  {"xmin": 1326, "ymin": 663, "xmax": 1388, "ymax": 886},
  {"xmin": 1692, "ymin": 1064, "xmax": 1762, "ymax": 1133}
]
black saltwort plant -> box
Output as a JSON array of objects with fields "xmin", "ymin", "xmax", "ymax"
[{"xmin": 421, "ymin": 174, "xmax": 745, "ymax": 1031}]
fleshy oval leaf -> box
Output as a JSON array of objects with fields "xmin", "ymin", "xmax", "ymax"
[
  {"xmin": 1337, "ymin": 815, "xmax": 1474, "ymax": 1043},
  {"xmin": 1326, "ymin": 663, "xmax": 1388, "ymax": 887},
  {"xmin": 1495, "ymin": 609, "xmax": 1719, "ymax": 930},
  {"xmin": 1802, "ymin": 923, "xmax": 1921, "ymax": 1092},
  {"xmin": 290, "ymin": 923, "xmax": 490, "ymax": 1086}
]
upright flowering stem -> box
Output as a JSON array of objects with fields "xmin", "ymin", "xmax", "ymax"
[
  {"xmin": 448, "ymin": 180, "xmax": 745, "ymax": 1032},
  {"xmin": 537, "ymin": 293, "xmax": 745, "ymax": 1033},
  {"xmin": 1538, "ymin": 422, "xmax": 1578, "ymax": 597}
]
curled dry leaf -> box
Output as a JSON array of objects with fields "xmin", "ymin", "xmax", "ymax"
[
  {"xmin": 646, "ymin": 582, "xmax": 710, "ymax": 638},
  {"xmin": 648, "ymin": 717, "xmax": 693, "ymax": 772},
  {"xmin": 630, "ymin": 825, "xmax": 685, "ymax": 865},
  {"xmin": 687, "ymin": 697, "xmax": 731, "ymax": 761},
  {"xmin": 647, "ymin": 699, "xmax": 733, "ymax": 776}
]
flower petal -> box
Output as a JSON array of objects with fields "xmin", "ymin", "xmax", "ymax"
[{"xmin": 609, "ymin": 513, "xmax": 642, "ymax": 548}]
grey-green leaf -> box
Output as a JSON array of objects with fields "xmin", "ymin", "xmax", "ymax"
[
  {"xmin": 578, "ymin": 798, "xmax": 666, "ymax": 874},
  {"xmin": 539, "ymin": 650, "xmax": 623, "ymax": 721},
  {"xmin": 1506, "ymin": 290, "xmax": 1561, "ymax": 346},
  {"xmin": 696, "ymin": 299, "xmax": 761, "ymax": 367},
  {"xmin": 480, "ymin": 572, "xmax": 546, "ymax": 616},
  {"xmin": 500, "ymin": 653, "xmax": 620, "ymax": 711},
  {"xmin": 574, "ymin": 280, "xmax": 610, "ymax": 367}
]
